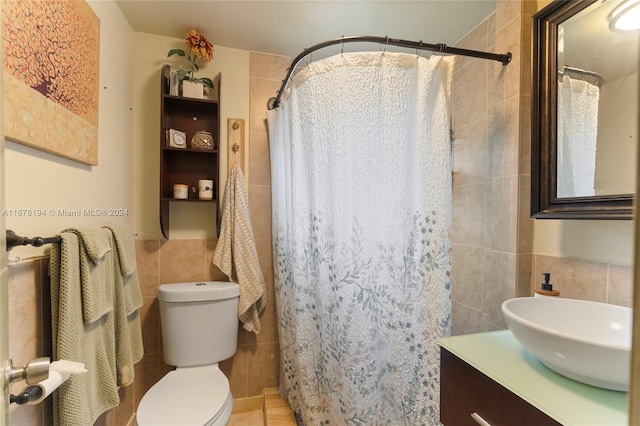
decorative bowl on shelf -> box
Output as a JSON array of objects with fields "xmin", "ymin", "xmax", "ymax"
[{"xmin": 191, "ymin": 131, "xmax": 215, "ymax": 150}]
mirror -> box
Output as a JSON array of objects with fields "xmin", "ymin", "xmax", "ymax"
[{"xmin": 531, "ymin": 0, "xmax": 638, "ymax": 219}]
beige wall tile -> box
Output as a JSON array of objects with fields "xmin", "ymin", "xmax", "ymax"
[
  {"xmin": 457, "ymin": 17, "xmax": 488, "ymax": 52},
  {"xmin": 133, "ymin": 352, "xmax": 160, "ymax": 410},
  {"xmin": 502, "ymin": 96, "xmax": 521, "ymax": 176},
  {"xmin": 455, "ymin": 19, "xmax": 488, "ymax": 73},
  {"xmin": 8, "ymin": 261, "xmax": 41, "ymax": 367},
  {"xmin": 453, "ymin": 118, "xmax": 488, "ymax": 187},
  {"xmin": 249, "ymin": 185, "xmax": 273, "ymax": 240},
  {"xmin": 496, "ymin": 1, "xmax": 522, "ymax": 31},
  {"xmin": 487, "ymin": 13, "xmax": 496, "ymax": 49},
  {"xmin": 517, "ymin": 174, "xmax": 534, "ymax": 254},
  {"xmin": 451, "ymin": 301, "xmax": 483, "ymax": 336},
  {"xmin": 451, "ymin": 183, "xmax": 486, "ymax": 247},
  {"xmin": 452, "ymin": 2, "xmax": 527, "ymax": 337},
  {"xmin": 495, "ymin": 17, "xmax": 522, "ymax": 101},
  {"xmin": 140, "ymin": 296, "xmax": 161, "ymax": 355},
  {"xmin": 452, "ymin": 59, "xmax": 488, "ymax": 129},
  {"xmin": 485, "ymin": 177, "xmax": 517, "ymax": 253},
  {"xmin": 518, "ymin": 95, "xmax": 532, "ymax": 173},
  {"xmin": 221, "ymin": 344, "xmax": 249, "ymax": 399},
  {"xmin": 265, "ymin": 291, "xmax": 279, "ymax": 345},
  {"xmin": 451, "ymin": 244, "xmax": 485, "ymax": 311},
  {"xmin": 482, "ymin": 251, "xmax": 517, "ymax": 327},
  {"xmin": 249, "ymin": 52, "xmax": 290, "ymax": 80},
  {"xmin": 254, "ymin": 237, "xmax": 274, "ymax": 291},
  {"xmin": 607, "ymin": 264, "xmax": 633, "ymax": 307},
  {"xmin": 536, "ymin": 0, "xmax": 553, "ymax": 12},
  {"xmin": 246, "ymin": 343, "xmax": 279, "ymax": 396},
  {"xmin": 487, "ymin": 101, "xmax": 505, "ymax": 179},
  {"xmin": 516, "ymin": 253, "xmax": 533, "ymax": 297},
  {"xmin": 158, "ymin": 239, "xmax": 206, "ymax": 284},
  {"xmin": 135, "ymin": 239, "xmax": 159, "ymax": 297},
  {"xmin": 522, "ymin": 1, "xmax": 539, "ymax": 16},
  {"xmin": 481, "ymin": 312, "xmax": 505, "ymax": 332},
  {"xmin": 111, "ymin": 386, "xmax": 135, "ymax": 426},
  {"xmin": 249, "ymin": 131, "xmax": 271, "ymax": 186},
  {"xmin": 39, "ymin": 258, "xmax": 52, "ymax": 359},
  {"xmin": 250, "ymin": 79, "xmax": 282, "ymax": 133},
  {"xmin": 488, "ymin": 59, "xmax": 507, "ymax": 114},
  {"xmin": 519, "ymin": 15, "xmax": 533, "ymax": 97},
  {"xmin": 533, "ymin": 255, "xmax": 607, "ymax": 302}
]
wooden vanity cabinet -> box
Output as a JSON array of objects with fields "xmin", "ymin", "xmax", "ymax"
[{"xmin": 440, "ymin": 348, "xmax": 561, "ymax": 426}]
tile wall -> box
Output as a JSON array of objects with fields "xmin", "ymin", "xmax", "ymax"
[
  {"xmin": 450, "ymin": 1, "xmax": 535, "ymax": 335},
  {"xmin": 450, "ymin": 0, "xmax": 633, "ymax": 337}
]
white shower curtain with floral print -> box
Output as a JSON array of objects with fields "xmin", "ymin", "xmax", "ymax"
[{"xmin": 267, "ymin": 52, "xmax": 454, "ymax": 426}]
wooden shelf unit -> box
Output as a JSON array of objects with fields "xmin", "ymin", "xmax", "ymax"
[{"xmin": 159, "ymin": 64, "xmax": 221, "ymax": 238}]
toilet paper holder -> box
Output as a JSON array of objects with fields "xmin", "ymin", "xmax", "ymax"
[{"xmin": 10, "ymin": 385, "xmax": 44, "ymax": 405}]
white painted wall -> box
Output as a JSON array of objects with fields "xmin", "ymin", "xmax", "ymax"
[
  {"xmin": 594, "ymin": 72, "xmax": 638, "ymax": 195},
  {"xmin": 4, "ymin": 1, "xmax": 134, "ymax": 260},
  {"xmin": 131, "ymin": 32, "xmax": 250, "ymax": 239},
  {"xmin": 532, "ymin": 220, "xmax": 634, "ymax": 265}
]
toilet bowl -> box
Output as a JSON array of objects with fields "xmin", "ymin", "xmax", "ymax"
[
  {"xmin": 136, "ymin": 281, "xmax": 240, "ymax": 426},
  {"xmin": 137, "ymin": 365, "xmax": 232, "ymax": 425}
]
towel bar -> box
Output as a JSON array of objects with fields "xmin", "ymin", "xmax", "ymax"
[{"xmin": 6, "ymin": 230, "xmax": 62, "ymax": 252}]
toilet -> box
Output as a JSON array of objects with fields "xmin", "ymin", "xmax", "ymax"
[{"xmin": 137, "ymin": 281, "xmax": 240, "ymax": 426}]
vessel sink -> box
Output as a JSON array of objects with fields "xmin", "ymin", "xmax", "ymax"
[{"xmin": 501, "ymin": 297, "xmax": 631, "ymax": 391}]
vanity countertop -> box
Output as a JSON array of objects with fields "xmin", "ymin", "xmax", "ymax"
[{"xmin": 438, "ymin": 330, "xmax": 628, "ymax": 425}]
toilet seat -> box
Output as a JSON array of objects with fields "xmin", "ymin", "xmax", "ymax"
[{"xmin": 137, "ymin": 364, "xmax": 232, "ymax": 426}]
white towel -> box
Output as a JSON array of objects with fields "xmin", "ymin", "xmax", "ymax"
[{"xmin": 213, "ymin": 165, "xmax": 266, "ymax": 333}]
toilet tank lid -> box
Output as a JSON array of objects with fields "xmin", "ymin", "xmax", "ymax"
[{"xmin": 158, "ymin": 281, "xmax": 240, "ymax": 302}]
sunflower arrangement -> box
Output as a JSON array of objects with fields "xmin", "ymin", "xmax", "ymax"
[{"xmin": 168, "ymin": 29, "xmax": 215, "ymax": 89}]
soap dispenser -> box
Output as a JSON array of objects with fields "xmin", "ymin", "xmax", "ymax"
[{"xmin": 535, "ymin": 273, "xmax": 560, "ymax": 298}]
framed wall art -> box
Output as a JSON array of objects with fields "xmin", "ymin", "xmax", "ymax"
[{"xmin": 2, "ymin": 0, "xmax": 100, "ymax": 165}]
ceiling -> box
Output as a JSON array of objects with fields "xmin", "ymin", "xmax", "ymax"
[{"xmin": 114, "ymin": 1, "xmax": 497, "ymax": 60}]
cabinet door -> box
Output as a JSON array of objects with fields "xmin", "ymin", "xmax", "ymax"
[{"xmin": 440, "ymin": 349, "xmax": 561, "ymax": 426}]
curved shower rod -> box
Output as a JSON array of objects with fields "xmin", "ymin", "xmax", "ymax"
[{"xmin": 267, "ymin": 35, "xmax": 512, "ymax": 110}]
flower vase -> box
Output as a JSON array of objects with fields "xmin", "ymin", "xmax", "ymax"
[{"xmin": 182, "ymin": 80, "xmax": 203, "ymax": 99}]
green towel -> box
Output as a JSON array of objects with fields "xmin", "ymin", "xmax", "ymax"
[
  {"xmin": 68, "ymin": 227, "xmax": 114, "ymax": 324},
  {"xmin": 50, "ymin": 232, "xmax": 119, "ymax": 426},
  {"xmin": 105, "ymin": 224, "xmax": 145, "ymax": 375},
  {"xmin": 105, "ymin": 224, "xmax": 143, "ymax": 315},
  {"xmin": 50, "ymin": 227, "xmax": 145, "ymax": 425}
]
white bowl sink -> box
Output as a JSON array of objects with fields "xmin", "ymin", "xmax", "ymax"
[{"xmin": 501, "ymin": 297, "xmax": 632, "ymax": 391}]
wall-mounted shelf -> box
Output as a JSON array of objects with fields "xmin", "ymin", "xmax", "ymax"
[{"xmin": 159, "ymin": 64, "xmax": 221, "ymax": 239}]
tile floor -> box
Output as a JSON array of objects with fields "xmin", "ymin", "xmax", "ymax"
[{"xmin": 228, "ymin": 409, "xmax": 264, "ymax": 426}]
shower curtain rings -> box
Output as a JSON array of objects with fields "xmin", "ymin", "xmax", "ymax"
[
  {"xmin": 341, "ymin": 36, "xmax": 344, "ymax": 55},
  {"xmin": 416, "ymin": 40, "xmax": 423, "ymax": 58}
]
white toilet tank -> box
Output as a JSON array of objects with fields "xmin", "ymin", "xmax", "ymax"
[{"xmin": 158, "ymin": 281, "xmax": 240, "ymax": 367}]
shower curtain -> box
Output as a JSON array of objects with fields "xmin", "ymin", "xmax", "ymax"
[
  {"xmin": 557, "ymin": 75, "xmax": 600, "ymax": 198},
  {"xmin": 267, "ymin": 52, "xmax": 454, "ymax": 425}
]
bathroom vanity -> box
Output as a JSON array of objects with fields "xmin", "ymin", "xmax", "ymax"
[{"xmin": 439, "ymin": 330, "xmax": 628, "ymax": 425}]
